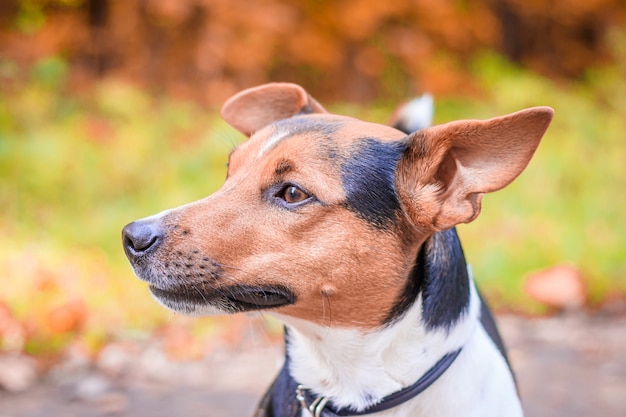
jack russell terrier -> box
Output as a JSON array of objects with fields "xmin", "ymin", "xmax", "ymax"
[{"xmin": 122, "ymin": 83, "xmax": 553, "ymax": 417}]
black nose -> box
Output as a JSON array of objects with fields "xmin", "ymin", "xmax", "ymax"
[{"xmin": 122, "ymin": 219, "xmax": 163, "ymax": 261}]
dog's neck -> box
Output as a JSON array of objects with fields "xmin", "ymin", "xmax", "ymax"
[{"xmin": 272, "ymin": 229, "xmax": 480, "ymax": 412}]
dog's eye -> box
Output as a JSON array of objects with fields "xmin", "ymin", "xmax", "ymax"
[{"xmin": 280, "ymin": 185, "xmax": 309, "ymax": 204}]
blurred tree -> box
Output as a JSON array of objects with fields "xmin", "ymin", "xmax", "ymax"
[{"xmin": 0, "ymin": 0, "xmax": 624, "ymax": 104}]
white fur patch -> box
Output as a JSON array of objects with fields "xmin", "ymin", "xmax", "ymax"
[
  {"xmin": 270, "ymin": 271, "xmax": 522, "ymax": 417},
  {"xmin": 258, "ymin": 128, "xmax": 292, "ymax": 157},
  {"xmin": 399, "ymin": 94, "xmax": 434, "ymax": 133}
]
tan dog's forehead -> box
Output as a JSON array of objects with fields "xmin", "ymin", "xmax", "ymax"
[
  {"xmin": 232, "ymin": 114, "xmax": 405, "ymax": 162},
  {"xmin": 227, "ymin": 114, "xmax": 407, "ymax": 206},
  {"xmin": 149, "ymin": 113, "xmax": 415, "ymax": 327}
]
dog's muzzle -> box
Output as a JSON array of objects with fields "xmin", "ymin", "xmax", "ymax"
[{"xmin": 121, "ymin": 217, "xmax": 297, "ymax": 314}]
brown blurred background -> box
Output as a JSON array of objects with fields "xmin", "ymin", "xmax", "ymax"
[
  {"xmin": 1, "ymin": 1, "xmax": 626, "ymax": 416},
  {"xmin": 2, "ymin": 0, "xmax": 625, "ymax": 104}
]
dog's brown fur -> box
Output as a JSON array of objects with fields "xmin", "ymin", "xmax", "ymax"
[{"xmin": 130, "ymin": 83, "xmax": 553, "ymax": 330}]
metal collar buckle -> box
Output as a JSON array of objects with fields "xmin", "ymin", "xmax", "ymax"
[{"xmin": 296, "ymin": 385, "xmax": 330, "ymax": 417}]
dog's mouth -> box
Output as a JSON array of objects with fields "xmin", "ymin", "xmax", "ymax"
[{"xmin": 149, "ymin": 283, "xmax": 296, "ymax": 313}]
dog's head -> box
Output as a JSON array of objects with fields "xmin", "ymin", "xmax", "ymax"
[{"xmin": 122, "ymin": 83, "xmax": 553, "ymax": 329}]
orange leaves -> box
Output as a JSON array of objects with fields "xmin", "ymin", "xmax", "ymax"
[
  {"xmin": 287, "ymin": 26, "xmax": 341, "ymax": 70},
  {"xmin": 1, "ymin": 294, "xmax": 86, "ymax": 355},
  {"xmin": 524, "ymin": 264, "xmax": 587, "ymax": 310},
  {"xmin": 47, "ymin": 300, "xmax": 87, "ymax": 334},
  {"xmin": 0, "ymin": 243, "xmax": 115, "ymax": 356},
  {"xmin": 0, "ymin": 301, "xmax": 27, "ymax": 352},
  {"xmin": 354, "ymin": 46, "xmax": 385, "ymax": 78},
  {"xmin": 332, "ymin": 0, "xmax": 411, "ymax": 41},
  {"xmin": 1, "ymin": 0, "xmax": 625, "ymax": 102},
  {"xmin": 154, "ymin": 323, "xmax": 206, "ymax": 361},
  {"xmin": 144, "ymin": 0, "xmax": 194, "ymax": 27}
]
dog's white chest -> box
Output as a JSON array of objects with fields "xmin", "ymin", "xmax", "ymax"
[{"xmin": 281, "ymin": 284, "xmax": 522, "ymax": 417}]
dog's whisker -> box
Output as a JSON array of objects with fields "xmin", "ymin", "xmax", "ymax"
[
  {"xmin": 216, "ymin": 130, "xmax": 242, "ymax": 153},
  {"xmin": 191, "ymin": 284, "xmax": 209, "ymax": 304}
]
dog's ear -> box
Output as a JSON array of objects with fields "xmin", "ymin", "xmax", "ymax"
[
  {"xmin": 388, "ymin": 94, "xmax": 434, "ymax": 134},
  {"xmin": 396, "ymin": 107, "xmax": 554, "ymax": 231},
  {"xmin": 220, "ymin": 83, "xmax": 327, "ymax": 137}
]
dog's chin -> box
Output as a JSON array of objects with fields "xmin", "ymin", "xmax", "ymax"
[
  {"xmin": 148, "ymin": 284, "xmax": 296, "ymax": 316},
  {"xmin": 148, "ymin": 286, "xmax": 230, "ymax": 316}
]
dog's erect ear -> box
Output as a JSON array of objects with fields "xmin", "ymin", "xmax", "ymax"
[
  {"xmin": 396, "ymin": 107, "xmax": 554, "ymax": 231},
  {"xmin": 388, "ymin": 94, "xmax": 434, "ymax": 134},
  {"xmin": 220, "ymin": 83, "xmax": 327, "ymax": 137}
]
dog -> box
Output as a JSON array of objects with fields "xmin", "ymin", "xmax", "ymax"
[{"xmin": 122, "ymin": 83, "xmax": 553, "ymax": 417}]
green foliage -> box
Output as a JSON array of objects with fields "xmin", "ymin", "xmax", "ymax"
[
  {"xmin": 1, "ymin": 53, "xmax": 625, "ymax": 355},
  {"xmin": 447, "ymin": 52, "xmax": 626, "ymax": 310},
  {"xmin": 0, "ymin": 58, "xmax": 235, "ymax": 353}
]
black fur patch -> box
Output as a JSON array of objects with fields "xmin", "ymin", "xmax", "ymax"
[
  {"xmin": 274, "ymin": 160, "xmax": 293, "ymax": 176},
  {"xmin": 382, "ymin": 245, "xmax": 425, "ymax": 325},
  {"xmin": 420, "ymin": 228, "xmax": 471, "ymax": 330},
  {"xmin": 341, "ymin": 139, "xmax": 406, "ymax": 229},
  {"xmin": 382, "ymin": 228, "xmax": 470, "ymax": 328},
  {"xmin": 478, "ymin": 290, "xmax": 515, "ymax": 381}
]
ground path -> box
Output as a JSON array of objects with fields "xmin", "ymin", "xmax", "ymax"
[{"xmin": 1, "ymin": 312, "xmax": 624, "ymax": 417}]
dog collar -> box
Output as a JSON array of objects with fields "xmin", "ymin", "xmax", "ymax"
[{"xmin": 294, "ymin": 347, "xmax": 463, "ymax": 417}]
